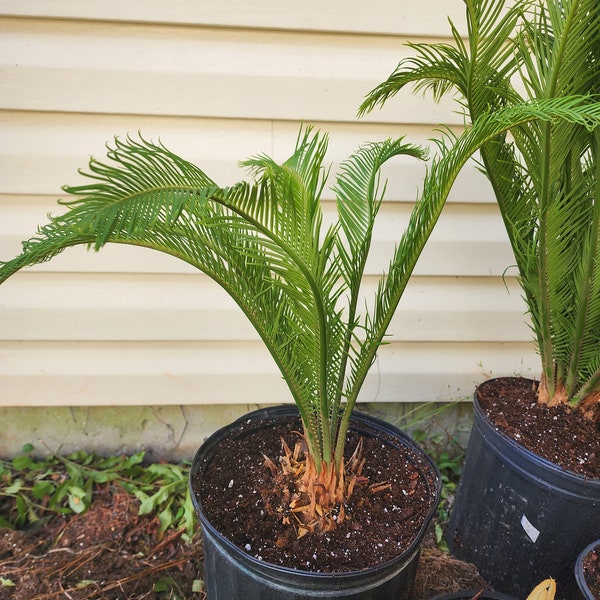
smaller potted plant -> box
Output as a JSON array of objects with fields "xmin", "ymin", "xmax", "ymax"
[
  {"xmin": 1, "ymin": 127, "xmax": 445, "ymax": 599},
  {"xmin": 360, "ymin": 0, "xmax": 600, "ymax": 597}
]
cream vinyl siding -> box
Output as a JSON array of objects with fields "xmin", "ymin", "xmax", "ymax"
[{"xmin": 0, "ymin": 4, "xmax": 539, "ymax": 408}]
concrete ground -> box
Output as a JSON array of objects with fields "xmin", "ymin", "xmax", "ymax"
[{"xmin": 0, "ymin": 401, "xmax": 474, "ymax": 462}]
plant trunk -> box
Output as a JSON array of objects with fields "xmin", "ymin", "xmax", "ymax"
[
  {"xmin": 537, "ymin": 374, "xmax": 600, "ymax": 423},
  {"xmin": 296, "ymin": 454, "xmax": 347, "ymax": 532},
  {"xmin": 271, "ymin": 433, "xmax": 368, "ymax": 534},
  {"xmin": 579, "ymin": 390, "xmax": 600, "ymax": 424}
]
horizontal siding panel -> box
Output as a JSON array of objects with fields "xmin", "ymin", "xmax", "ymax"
[
  {"xmin": 388, "ymin": 277, "xmax": 531, "ymax": 342},
  {"xmin": 0, "ymin": 112, "xmax": 275, "ymax": 194},
  {"xmin": 0, "ymin": 18, "xmax": 458, "ymax": 124},
  {"xmin": 0, "ymin": 3, "xmax": 535, "ymax": 412},
  {"xmin": 0, "ymin": 197, "xmax": 514, "ymax": 277},
  {"xmin": 0, "ymin": 273, "xmax": 531, "ymax": 343},
  {"xmin": 0, "ymin": 1, "xmax": 467, "ymax": 36},
  {"xmin": 0, "ymin": 341, "xmax": 539, "ymax": 406},
  {"xmin": 0, "ymin": 112, "xmax": 494, "ymax": 202}
]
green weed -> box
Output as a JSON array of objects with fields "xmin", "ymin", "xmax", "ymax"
[{"xmin": 0, "ymin": 444, "xmax": 197, "ymax": 540}]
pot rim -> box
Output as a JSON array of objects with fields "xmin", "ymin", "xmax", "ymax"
[{"xmin": 474, "ymin": 377, "xmax": 600, "ymax": 488}]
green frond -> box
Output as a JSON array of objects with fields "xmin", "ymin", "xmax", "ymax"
[
  {"xmin": 334, "ymin": 138, "xmax": 427, "ymax": 281},
  {"xmin": 358, "ymin": 43, "xmax": 469, "ymax": 117},
  {"xmin": 359, "ymin": 0, "xmax": 525, "ymax": 119}
]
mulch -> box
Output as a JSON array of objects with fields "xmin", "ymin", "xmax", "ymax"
[
  {"xmin": 0, "ymin": 487, "xmax": 203, "ymax": 600},
  {"xmin": 0, "ymin": 484, "xmax": 487, "ymax": 600}
]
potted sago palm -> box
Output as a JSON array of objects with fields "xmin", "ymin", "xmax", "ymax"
[
  {"xmin": 360, "ymin": 0, "xmax": 600, "ymax": 598},
  {"xmin": 1, "ymin": 114, "xmax": 593, "ymax": 598}
]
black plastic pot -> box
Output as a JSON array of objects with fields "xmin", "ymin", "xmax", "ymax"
[
  {"xmin": 190, "ymin": 405, "xmax": 441, "ymax": 599},
  {"xmin": 429, "ymin": 592, "xmax": 517, "ymax": 600},
  {"xmin": 575, "ymin": 540, "xmax": 600, "ymax": 600},
  {"xmin": 446, "ymin": 379, "xmax": 600, "ymax": 600}
]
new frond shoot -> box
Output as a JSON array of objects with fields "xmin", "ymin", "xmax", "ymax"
[{"xmin": 361, "ymin": 0, "xmax": 600, "ymax": 419}]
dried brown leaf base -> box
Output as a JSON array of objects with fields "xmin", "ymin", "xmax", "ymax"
[{"xmin": 262, "ymin": 434, "xmax": 391, "ymax": 538}]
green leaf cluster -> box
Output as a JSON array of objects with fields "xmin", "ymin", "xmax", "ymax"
[
  {"xmin": 361, "ymin": 0, "xmax": 600, "ymax": 407},
  {"xmin": 0, "ymin": 445, "xmax": 196, "ymax": 539}
]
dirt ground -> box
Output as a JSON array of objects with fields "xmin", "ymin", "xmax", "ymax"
[{"xmin": 0, "ymin": 484, "xmax": 487, "ymax": 600}]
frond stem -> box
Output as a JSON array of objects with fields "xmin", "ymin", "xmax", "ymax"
[{"xmin": 210, "ymin": 192, "xmax": 333, "ymax": 466}]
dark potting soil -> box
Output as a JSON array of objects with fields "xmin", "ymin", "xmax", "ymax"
[
  {"xmin": 192, "ymin": 414, "xmax": 438, "ymax": 573},
  {"xmin": 582, "ymin": 544, "xmax": 600, "ymax": 600},
  {"xmin": 476, "ymin": 377, "xmax": 600, "ymax": 479}
]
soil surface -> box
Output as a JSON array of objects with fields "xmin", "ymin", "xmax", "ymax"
[
  {"xmin": 192, "ymin": 413, "xmax": 439, "ymax": 573},
  {"xmin": 582, "ymin": 544, "xmax": 600, "ymax": 600},
  {"xmin": 0, "ymin": 485, "xmax": 488, "ymax": 600},
  {"xmin": 0, "ymin": 486, "xmax": 204, "ymax": 600},
  {"xmin": 476, "ymin": 377, "xmax": 600, "ymax": 479}
]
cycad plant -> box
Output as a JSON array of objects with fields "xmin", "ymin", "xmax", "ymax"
[
  {"xmin": 360, "ymin": 0, "xmax": 600, "ymax": 418},
  {"xmin": 0, "ymin": 129, "xmax": 433, "ymax": 532},
  {"xmin": 1, "ymin": 110, "xmax": 596, "ymax": 530}
]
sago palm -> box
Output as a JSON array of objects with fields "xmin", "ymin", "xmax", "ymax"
[
  {"xmin": 1, "ymin": 110, "xmax": 596, "ymax": 529},
  {"xmin": 360, "ymin": 0, "xmax": 600, "ymax": 417}
]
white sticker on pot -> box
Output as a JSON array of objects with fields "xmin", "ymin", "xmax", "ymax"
[{"xmin": 521, "ymin": 514, "xmax": 540, "ymax": 543}]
